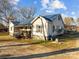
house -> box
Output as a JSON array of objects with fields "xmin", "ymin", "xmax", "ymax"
[
  {"xmin": 9, "ymin": 20, "xmax": 32, "ymax": 38},
  {"xmin": 9, "ymin": 14, "xmax": 64, "ymax": 40},
  {"xmin": 64, "ymin": 23, "xmax": 77, "ymax": 32},
  {"xmin": 31, "ymin": 14, "xmax": 65, "ymax": 40}
]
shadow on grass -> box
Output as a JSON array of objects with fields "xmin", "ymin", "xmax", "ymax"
[
  {"xmin": 2, "ymin": 47, "xmax": 79, "ymax": 59},
  {"xmin": 0, "ymin": 54, "xmax": 12, "ymax": 57},
  {"xmin": 0, "ymin": 40, "xmax": 46, "ymax": 48},
  {"xmin": 57, "ymin": 31, "xmax": 79, "ymax": 41},
  {"xmin": 0, "ymin": 32, "xmax": 8, "ymax": 36},
  {"xmin": 0, "ymin": 39, "xmax": 13, "ymax": 42}
]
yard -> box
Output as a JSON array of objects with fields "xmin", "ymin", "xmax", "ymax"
[{"xmin": 0, "ymin": 32, "xmax": 79, "ymax": 59}]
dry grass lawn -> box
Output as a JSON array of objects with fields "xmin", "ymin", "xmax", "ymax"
[{"xmin": 0, "ymin": 32, "xmax": 79, "ymax": 59}]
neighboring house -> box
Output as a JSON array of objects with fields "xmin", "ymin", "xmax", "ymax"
[
  {"xmin": 9, "ymin": 20, "xmax": 32, "ymax": 38},
  {"xmin": 76, "ymin": 23, "xmax": 79, "ymax": 32},
  {"xmin": 64, "ymin": 22, "xmax": 77, "ymax": 32},
  {"xmin": 74, "ymin": 21, "xmax": 79, "ymax": 32},
  {"xmin": 72, "ymin": 22, "xmax": 79, "ymax": 32},
  {"xmin": 31, "ymin": 14, "xmax": 64, "ymax": 40},
  {"xmin": 64, "ymin": 21, "xmax": 79, "ymax": 32}
]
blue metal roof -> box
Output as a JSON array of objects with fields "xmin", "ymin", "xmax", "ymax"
[
  {"xmin": 42, "ymin": 14, "xmax": 61, "ymax": 22},
  {"xmin": 12, "ymin": 14, "xmax": 62, "ymax": 26},
  {"xmin": 12, "ymin": 19, "xmax": 32, "ymax": 26}
]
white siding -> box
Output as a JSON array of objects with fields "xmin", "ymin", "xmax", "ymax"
[
  {"xmin": 9, "ymin": 21, "xmax": 14, "ymax": 36},
  {"xmin": 48, "ymin": 17, "xmax": 64, "ymax": 36},
  {"xmin": 32, "ymin": 15, "xmax": 64, "ymax": 39},
  {"xmin": 32, "ymin": 17, "xmax": 48, "ymax": 39},
  {"xmin": 48, "ymin": 22, "xmax": 53, "ymax": 35},
  {"xmin": 53, "ymin": 17, "xmax": 64, "ymax": 35}
]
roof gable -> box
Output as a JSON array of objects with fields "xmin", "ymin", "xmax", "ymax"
[
  {"xmin": 12, "ymin": 21, "xmax": 20, "ymax": 26},
  {"xmin": 42, "ymin": 14, "xmax": 61, "ymax": 21},
  {"xmin": 31, "ymin": 14, "xmax": 63, "ymax": 24}
]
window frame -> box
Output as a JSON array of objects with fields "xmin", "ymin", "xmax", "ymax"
[{"xmin": 36, "ymin": 25, "xmax": 42, "ymax": 33}]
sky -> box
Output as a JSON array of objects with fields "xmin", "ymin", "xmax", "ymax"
[{"xmin": 11, "ymin": 0, "xmax": 79, "ymax": 18}]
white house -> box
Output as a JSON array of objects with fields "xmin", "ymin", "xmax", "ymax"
[
  {"xmin": 9, "ymin": 21, "xmax": 15, "ymax": 36},
  {"xmin": 9, "ymin": 14, "xmax": 64, "ymax": 40},
  {"xmin": 9, "ymin": 20, "xmax": 32, "ymax": 38},
  {"xmin": 31, "ymin": 14, "xmax": 65, "ymax": 40}
]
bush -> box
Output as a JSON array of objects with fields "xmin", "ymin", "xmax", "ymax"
[{"xmin": 14, "ymin": 32, "xmax": 22, "ymax": 39}]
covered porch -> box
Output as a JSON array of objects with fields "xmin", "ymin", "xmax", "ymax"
[{"xmin": 14, "ymin": 25, "xmax": 32, "ymax": 39}]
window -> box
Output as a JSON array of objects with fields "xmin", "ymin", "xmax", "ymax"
[
  {"xmin": 55, "ymin": 26, "xmax": 63, "ymax": 33},
  {"xmin": 11, "ymin": 27, "xmax": 13, "ymax": 31},
  {"xmin": 45, "ymin": 23, "xmax": 46, "ymax": 28},
  {"xmin": 55, "ymin": 26, "xmax": 60, "ymax": 30},
  {"xmin": 58, "ymin": 15, "xmax": 61, "ymax": 20},
  {"xmin": 36, "ymin": 25, "xmax": 42, "ymax": 33}
]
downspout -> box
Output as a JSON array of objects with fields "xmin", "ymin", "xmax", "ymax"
[{"xmin": 40, "ymin": 17, "xmax": 46, "ymax": 40}]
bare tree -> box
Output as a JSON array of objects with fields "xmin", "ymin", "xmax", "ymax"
[
  {"xmin": 19, "ymin": 7, "xmax": 36, "ymax": 21},
  {"xmin": 0, "ymin": 0, "xmax": 15, "ymax": 23},
  {"xmin": 64, "ymin": 17, "xmax": 74, "ymax": 25}
]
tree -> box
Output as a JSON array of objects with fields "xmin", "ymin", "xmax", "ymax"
[
  {"xmin": 0, "ymin": 0, "xmax": 15, "ymax": 23},
  {"xmin": 64, "ymin": 17, "xmax": 74, "ymax": 25},
  {"xmin": 0, "ymin": 23, "xmax": 5, "ymax": 29},
  {"xmin": 19, "ymin": 7, "xmax": 36, "ymax": 21}
]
